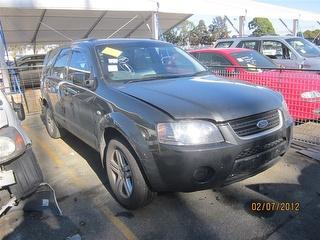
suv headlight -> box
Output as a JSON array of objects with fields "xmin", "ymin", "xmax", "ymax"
[
  {"xmin": 282, "ymin": 99, "xmax": 291, "ymax": 121},
  {"xmin": 0, "ymin": 127, "xmax": 26, "ymax": 164},
  {"xmin": 157, "ymin": 120, "xmax": 224, "ymax": 145}
]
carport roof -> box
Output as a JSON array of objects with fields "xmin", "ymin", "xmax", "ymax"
[
  {"xmin": 0, "ymin": 0, "xmax": 192, "ymax": 44},
  {"xmin": 0, "ymin": 0, "xmax": 320, "ymax": 44}
]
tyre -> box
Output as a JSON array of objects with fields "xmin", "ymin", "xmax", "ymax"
[
  {"xmin": 44, "ymin": 107, "xmax": 65, "ymax": 139},
  {"xmin": 106, "ymin": 138, "xmax": 155, "ymax": 209}
]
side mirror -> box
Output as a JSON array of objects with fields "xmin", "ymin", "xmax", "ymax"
[
  {"xmin": 83, "ymin": 79, "xmax": 95, "ymax": 89},
  {"xmin": 15, "ymin": 103, "xmax": 26, "ymax": 121},
  {"xmin": 11, "ymin": 96, "xmax": 25, "ymax": 121},
  {"xmin": 71, "ymin": 72, "xmax": 95, "ymax": 89}
]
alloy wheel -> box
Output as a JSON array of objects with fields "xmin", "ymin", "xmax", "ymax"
[{"xmin": 110, "ymin": 149, "xmax": 133, "ymax": 198}]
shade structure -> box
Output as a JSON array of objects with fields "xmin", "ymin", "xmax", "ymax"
[{"xmin": 0, "ymin": 0, "xmax": 320, "ymax": 44}]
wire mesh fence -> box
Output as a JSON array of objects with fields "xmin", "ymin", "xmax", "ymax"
[
  {"xmin": 1, "ymin": 64, "xmax": 319, "ymax": 145},
  {"xmin": 0, "ymin": 65, "xmax": 43, "ymax": 114},
  {"xmin": 209, "ymin": 65, "xmax": 320, "ymax": 145}
]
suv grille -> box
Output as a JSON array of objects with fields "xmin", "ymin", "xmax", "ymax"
[
  {"xmin": 235, "ymin": 138, "xmax": 285, "ymax": 160},
  {"xmin": 229, "ymin": 110, "xmax": 280, "ymax": 137}
]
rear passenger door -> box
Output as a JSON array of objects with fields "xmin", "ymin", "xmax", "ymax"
[
  {"xmin": 63, "ymin": 48, "xmax": 97, "ymax": 148},
  {"xmin": 46, "ymin": 48, "xmax": 70, "ymax": 125}
]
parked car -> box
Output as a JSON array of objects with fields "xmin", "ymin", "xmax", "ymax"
[
  {"xmin": 40, "ymin": 39, "xmax": 293, "ymax": 209},
  {"xmin": 189, "ymin": 48, "xmax": 320, "ymax": 121},
  {"xmin": 215, "ymin": 36, "xmax": 320, "ymax": 70},
  {"xmin": 14, "ymin": 54, "xmax": 45, "ymax": 88},
  {"xmin": 0, "ymin": 89, "xmax": 43, "ymax": 215}
]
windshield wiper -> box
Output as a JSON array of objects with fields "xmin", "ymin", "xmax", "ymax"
[
  {"xmin": 125, "ymin": 74, "xmax": 186, "ymax": 84},
  {"xmin": 188, "ymin": 70, "xmax": 210, "ymax": 76},
  {"xmin": 124, "ymin": 71, "xmax": 210, "ymax": 84}
]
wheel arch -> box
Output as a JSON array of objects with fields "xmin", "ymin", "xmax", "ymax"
[{"xmin": 98, "ymin": 112, "xmax": 156, "ymax": 190}]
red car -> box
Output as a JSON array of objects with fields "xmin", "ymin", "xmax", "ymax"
[{"xmin": 189, "ymin": 48, "xmax": 320, "ymax": 120}]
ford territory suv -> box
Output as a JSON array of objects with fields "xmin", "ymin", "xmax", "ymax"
[{"xmin": 40, "ymin": 39, "xmax": 293, "ymax": 209}]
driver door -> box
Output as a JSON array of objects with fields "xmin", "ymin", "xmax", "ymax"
[{"xmin": 64, "ymin": 49, "xmax": 97, "ymax": 148}]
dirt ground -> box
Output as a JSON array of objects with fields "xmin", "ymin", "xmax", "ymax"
[{"xmin": 0, "ymin": 114, "xmax": 319, "ymax": 240}]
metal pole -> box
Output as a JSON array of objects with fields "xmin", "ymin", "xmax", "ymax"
[
  {"xmin": 152, "ymin": 11, "xmax": 159, "ymax": 40},
  {"xmin": 0, "ymin": 21, "xmax": 10, "ymax": 93},
  {"xmin": 293, "ymin": 19, "xmax": 298, "ymax": 36},
  {"xmin": 224, "ymin": 16, "xmax": 239, "ymax": 35},
  {"xmin": 239, "ymin": 16, "xmax": 245, "ymax": 37},
  {"xmin": 152, "ymin": 2, "xmax": 160, "ymax": 40}
]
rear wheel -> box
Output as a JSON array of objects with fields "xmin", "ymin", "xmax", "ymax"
[
  {"xmin": 44, "ymin": 107, "xmax": 65, "ymax": 139},
  {"xmin": 105, "ymin": 138, "xmax": 155, "ymax": 209}
]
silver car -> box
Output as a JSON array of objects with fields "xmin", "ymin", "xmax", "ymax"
[
  {"xmin": 215, "ymin": 36, "xmax": 320, "ymax": 70},
  {"xmin": 15, "ymin": 54, "xmax": 45, "ymax": 88},
  {"xmin": 0, "ymin": 89, "xmax": 43, "ymax": 215}
]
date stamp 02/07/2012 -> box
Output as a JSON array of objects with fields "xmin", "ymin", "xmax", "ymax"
[{"xmin": 250, "ymin": 201, "xmax": 300, "ymax": 212}]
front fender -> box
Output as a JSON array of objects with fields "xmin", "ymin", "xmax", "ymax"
[{"xmin": 97, "ymin": 112, "xmax": 161, "ymax": 190}]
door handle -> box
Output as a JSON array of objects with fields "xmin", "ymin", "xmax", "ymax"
[{"xmin": 96, "ymin": 110, "xmax": 102, "ymax": 116}]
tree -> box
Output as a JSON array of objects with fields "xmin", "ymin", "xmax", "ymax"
[
  {"xmin": 248, "ymin": 17, "xmax": 276, "ymax": 36},
  {"xmin": 303, "ymin": 29, "xmax": 320, "ymax": 39},
  {"xmin": 163, "ymin": 20, "xmax": 195, "ymax": 46},
  {"xmin": 189, "ymin": 20, "xmax": 211, "ymax": 45},
  {"xmin": 162, "ymin": 28, "xmax": 181, "ymax": 45},
  {"xmin": 208, "ymin": 16, "xmax": 230, "ymax": 41}
]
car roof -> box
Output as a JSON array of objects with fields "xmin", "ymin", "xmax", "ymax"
[
  {"xmin": 70, "ymin": 38, "xmax": 172, "ymax": 47},
  {"xmin": 190, "ymin": 48, "xmax": 253, "ymax": 54},
  {"xmin": 216, "ymin": 36, "xmax": 301, "ymax": 42},
  {"xmin": 51, "ymin": 38, "xmax": 173, "ymax": 53}
]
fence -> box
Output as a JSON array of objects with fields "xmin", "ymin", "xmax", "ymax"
[
  {"xmin": 208, "ymin": 65, "xmax": 320, "ymax": 145},
  {"xmin": 1, "ymin": 64, "xmax": 319, "ymax": 145},
  {"xmin": 0, "ymin": 65, "xmax": 43, "ymax": 114}
]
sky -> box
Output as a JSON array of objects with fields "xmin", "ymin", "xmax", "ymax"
[{"xmin": 189, "ymin": 0, "xmax": 320, "ymax": 36}]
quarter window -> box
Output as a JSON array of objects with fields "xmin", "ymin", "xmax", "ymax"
[
  {"xmin": 215, "ymin": 41, "xmax": 233, "ymax": 48},
  {"xmin": 51, "ymin": 49, "xmax": 70, "ymax": 79},
  {"xmin": 68, "ymin": 50, "xmax": 91, "ymax": 85},
  {"xmin": 237, "ymin": 41, "xmax": 260, "ymax": 51}
]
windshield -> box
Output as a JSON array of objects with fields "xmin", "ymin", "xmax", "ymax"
[
  {"xmin": 96, "ymin": 42, "xmax": 206, "ymax": 82},
  {"xmin": 286, "ymin": 38, "xmax": 320, "ymax": 58},
  {"xmin": 231, "ymin": 50, "xmax": 277, "ymax": 69}
]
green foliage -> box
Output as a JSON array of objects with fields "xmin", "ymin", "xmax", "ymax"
[
  {"xmin": 208, "ymin": 16, "xmax": 230, "ymax": 41},
  {"xmin": 248, "ymin": 17, "xmax": 276, "ymax": 36},
  {"xmin": 162, "ymin": 20, "xmax": 195, "ymax": 46},
  {"xmin": 303, "ymin": 29, "xmax": 320, "ymax": 39},
  {"xmin": 163, "ymin": 17, "xmax": 230, "ymax": 46}
]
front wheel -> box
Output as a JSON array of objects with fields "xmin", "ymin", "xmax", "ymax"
[
  {"xmin": 44, "ymin": 107, "xmax": 65, "ymax": 139},
  {"xmin": 105, "ymin": 138, "xmax": 155, "ymax": 209}
]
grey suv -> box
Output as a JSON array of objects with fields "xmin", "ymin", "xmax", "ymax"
[
  {"xmin": 40, "ymin": 38, "xmax": 293, "ymax": 209},
  {"xmin": 215, "ymin": 36, "xmax": 320, "ymax": 69}
]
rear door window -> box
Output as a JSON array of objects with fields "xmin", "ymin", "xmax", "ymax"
[
  {"xmin": 50, "ymin": 48, "xmax": 70, "ymax": 80},
  {"xmin": 215, "ymin": 41, "xmax": 233, "ymax": 48},
  {"xmin": 262, "ymin": 40, "xmax": 293, "ymax": 59},
  {"xmin": 198, "ymin": 52, "xmax": 232, "ymax": 66},
  {"xmin": 237, "ymin": 41, "xmax": 260, "ymax": 51}
]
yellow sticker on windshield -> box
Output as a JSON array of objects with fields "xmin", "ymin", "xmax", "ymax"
[{"xmin": 102, "ymin": 47, "xmax": 122, "ymax": 57}]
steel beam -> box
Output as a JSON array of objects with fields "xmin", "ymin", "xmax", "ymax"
[
  {"xmin": 124, "ymin": 14, "xmax": 152, "ymax": 38},
  {"xmin": 83, "ymin": 11, "xmax": 107, "ymax": 39},
  {"xmin": 31, "ymin": 9, "xmax": 46, "ymax": 53}
]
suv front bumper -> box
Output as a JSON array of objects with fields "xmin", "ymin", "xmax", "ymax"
[{"xmin": 146, "ymin": 119, "xmax": 293, "ymax": 192}]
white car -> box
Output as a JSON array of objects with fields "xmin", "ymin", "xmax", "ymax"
[{"xmin": 0, "ymin": 89, "xmax": 43, "ymax": 215}]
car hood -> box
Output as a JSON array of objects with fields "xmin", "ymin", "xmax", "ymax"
[{"xmin": 117, "ymin": 75, "xmax": 282, "ymax": 122}]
